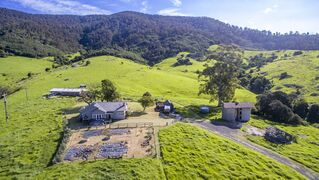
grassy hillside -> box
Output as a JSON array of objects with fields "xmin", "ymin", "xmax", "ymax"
[
  {"xmin": 0, "ymin": 55, "xmax": 255, "ymax": 178},
  {"xmin": 159, "ymin": 123, "xmax": 305, "ymax": 179},
  {"xmin": 246, "ymin": 117, "xmax": 319, "ymax": 173},
  {"xmin": 35, "ymin": 158, "xmax": 165, "ymax": 180},
  {"xmin": 0, "ymin": 56, "xmax": 52, "ymax": 89},
  {"xmin": 244, "ymin": 50, "xmax": 319, "ymax": 102}
]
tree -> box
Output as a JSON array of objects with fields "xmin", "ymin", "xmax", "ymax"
[
  {"xmin": 269, "ymin": 100, "xmax": 294, "ymax": 123},
  {"xmin": 0, "ymin": 49, "xmax": 7, "ymax": 58},
  {"xmin": 248, "ymin": 76, "xmax": 273, "ymax": 94},
  {"xmin": 27, "ymin": 72, "xmax": 33, "ymax": 78},
  {"xmin": 79, "ymin": 84, "xmax": 101, "ymax": 104},
  {"xmin": 256, "ymin": 91, "xmax": 306, "ymax": 125},
  {"xmin": 307, "ymin": 104, "xmax": 319, "ymax": 123},
  {"xmin": 199, "ymin": 62, "xmax": 239, "ymax": 106},
  {"xmin": 100, "ymin": 79, "xmax": 120, "ymax": 102},
  {"xmin": 138, "ymin": 92, "xmax": 154, "ymax": 111},
  {"xmin": 292, "ymin": 99, "xmax": 309, "ymax": 118},
  {"xmin": 199, "ymin": 45, "xmax": 244, "ymax": 106}
]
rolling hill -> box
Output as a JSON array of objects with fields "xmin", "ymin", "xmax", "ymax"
[
  {"xmin": 1, "ymin": 8, "xmax": 319, "ymax": 64},
  {"xmin": 244, "ymin": 50, "xmax": 319, "ymax": 102},
  {"xmin": 0, "ymin": 54, "xmax": 255, "ymax": 178}
]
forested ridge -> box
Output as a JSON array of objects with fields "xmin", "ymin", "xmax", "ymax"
[{"xmin": 1, "ymin": 7, "xmax": 319, "ymax": 64}]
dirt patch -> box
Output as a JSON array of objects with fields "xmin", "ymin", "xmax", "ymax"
[
  {"xmin": 245, "ymin": 125, "xmax": 265, "ymax": 136},
  {"xmin": 64, "ymin": 127, "xmax": 155, "ymax": 162}
]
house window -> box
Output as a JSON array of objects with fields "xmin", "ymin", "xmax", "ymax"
[{"xmin": 95, "ymin": 114, "xmax": 103, "ymax": 119}]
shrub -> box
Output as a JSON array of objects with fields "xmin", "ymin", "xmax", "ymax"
[
  {"xmin": 307, "ymin": 104, "xmax": 319, "ymax": 123},
  {"xmin": 0, "ymin": 86, "xmax": 10, "ymax": 97},
  {"xmin": 279, "ymin": 72, "xmax": 290, "ymax": 80},
  {"xmin": 45, "ymin": 67, "xmax": 51, "ymax": 72},
  {"xmin": 256, "ymin": 91, "xmax": 307, "ymax": 125},
  {"xmin": 248, "ymin": 76, "xmax": 273, "ymax": 94},
  {"xmin": 172, "ymin": 58, "xmax": 192, "ymax": 67},
  {"xmin": 288, "ymin": 114, "xmax": 304, "ymax": 125},
  {"xmin": 293, "ymin": 51, "xmax": 303, "ymax": 56},
  {"xmin": 27, "ymin": 72, "xmax": 33, "ymax": 78},
  {"xmin": 85, "ymin": 60, "xmax": 91, "ymax": 66},
  {"xmin": 269, "ymin": 100, "xmax": 294, "ymax": 123},
  {"xmin": 0, "ymin": 49, "xmax": 7, "ymax": 58},
  {"xmin": 293, "ymin": 99, "xmax": 309, "ymax": 118}
]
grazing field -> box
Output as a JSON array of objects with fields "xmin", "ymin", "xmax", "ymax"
[
  {"xmin": 35, "ymin": 158, "xmax": 165, "ymax": 180},
  {"xmin": 245, "ymin": 116, "xmax": 319, "ymax": 173},
  {"xmin": 244, "ymin": 50, "xmax": 319, "ymax": 102},
  {"xmin": 159, "ymin": 123, "xmax": 305, "ymax": 179},
  {"xmin": 0, "ymin": 56, "xmax": 52, "ymax": 89},
  {"xmin": 0, "ymin": 55, "xmax": 255, "ymax": 178}
]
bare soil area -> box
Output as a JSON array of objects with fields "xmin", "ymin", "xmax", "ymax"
[{"xmin": 64, "ymin": 127, "xmax": 155, "ymax": 162}]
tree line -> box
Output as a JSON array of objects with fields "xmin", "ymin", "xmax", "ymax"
[{"xmin": 1, "ymin": 8, "xmax": 319, "ymax": 64}]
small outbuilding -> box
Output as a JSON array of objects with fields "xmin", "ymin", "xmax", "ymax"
[
  {"xmin": 80, "ymin": 102, "xmax": 128, "ymax": 122},
  {"xmin": 222, "ymin": 102, "xmax": 254, "ymax": 122}
]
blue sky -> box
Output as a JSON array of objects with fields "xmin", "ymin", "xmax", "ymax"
[{"xmin": 0, "ymin": 0, "xmax": 318, "ymax": 33}]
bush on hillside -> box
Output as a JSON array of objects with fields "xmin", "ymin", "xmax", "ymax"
[
  {"xmin": 172, "ymin": 57, "xmax": 192, "ymax": 67},
  {"xmin": 293, "ymin": 51, "xmax": 303, "ymax": 56},
  {"xmin": 292, "ymin": 99, "xmax": 309, "ymax": 118},
  {"xmin": 307, "ymin": 104, "xmax": 319, "ymax": 123},
  {"xmin": 248, "ymin": 76, "xmax": 273, "ymax": 94},
  {"xmin": 256, "ymin": 91, "xmax": 307, "ymax": 125},
  {"xmin": 269, "ymin": 100, "xmax": 294, "ymax": 123},
  {"xmin": 279, "ymin": 72, "xmax": 291, "ymax": 80},
  {"xmin": 0, "ymin": 49, "xmax": 7, "ymax": 58},
  {"xmin": 247, "ymin": 53, "xmax": 278, "ymax": 68},
  {"xmin": 0, "ymin": 86, "xmax": 9, "ymax": 97}
]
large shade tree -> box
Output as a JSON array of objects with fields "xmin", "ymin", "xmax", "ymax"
[
  {"xmin": 199, "ymin": 45, "xmax": 243, "ymax": 106},
  {"xmin": 138, "ymin": 92, "xmax": 154, "ymax": 111},
  {"xmin": 79, "ymin": 84, "xmax": 102, "ymax": 104},
  {"xmin": 101, "ymin": 79, "xmax": 120, "ymax": 102}
]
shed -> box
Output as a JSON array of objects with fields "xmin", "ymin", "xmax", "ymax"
[
  {"xmin": 222, "ymin": 102, "xmax": 254, "ymax": 122},
  {"xmin": 49, "ymin": 88, "xmax": 87, "ymax": 96}
]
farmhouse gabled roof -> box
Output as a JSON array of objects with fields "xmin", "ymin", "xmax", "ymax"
[
  {"xmin": 222, "ymin": 102, "xmax": 254, "ymax": 109},
  {"xmin": 80, "ymin": 102, "xmax": 127, "ymax": 114}
]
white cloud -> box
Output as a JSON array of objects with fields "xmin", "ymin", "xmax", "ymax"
[
  {"xmin": 158, "ymin": 8, "xmax": 187, "ymax": 16},
  {"xmin": 263, "ymin": 4, "xmax": 279, "ymax": 14},
  {"xmin": 140, "ymin": 1, "xmax": 148, "ymax": 13},
  {"xmin": 170, "ymin": 0, "xmax": 182, "ymax": 7},
  {"xmin": 10, "ymin": 0, "xmax": 111, "ymax": 15}
]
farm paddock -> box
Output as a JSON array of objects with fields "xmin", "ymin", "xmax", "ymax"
[{"xmin": 63, "ymin": 127, "xmax": 155, "ymax": 162}]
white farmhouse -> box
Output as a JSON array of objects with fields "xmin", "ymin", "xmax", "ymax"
[
  {"xmin": 222, "ymin": 102, "xmax": 254, "ymax": 122},
  {"xmin": 80, "ymin": 102, "xmax": 128, "ymax": 122}
]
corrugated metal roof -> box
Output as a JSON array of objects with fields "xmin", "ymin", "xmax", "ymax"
[
  {"xmin": 222, "ymin": 102, "xmax": 254, "ymax": 109},
  {"xmin": 80, "ymin": 102, "xmax": 127, "ymax": 114},
  {"xmin": 50, "ymin": 88, "xmax": 87, "ymax": 93}
]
